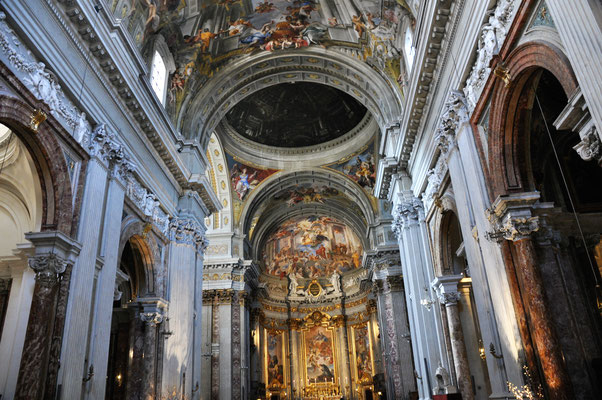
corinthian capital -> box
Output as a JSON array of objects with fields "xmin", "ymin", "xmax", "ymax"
[
  {"xmin": 486, "ymin": 192, "xmax": 541, "ymax": 242},
  {"xmin": 437, "ymin": 291, "xmax": 461, "ymax": 305},
  {"xmin": 169, "ymin": 216, "xmax": 208, "ymax": 253},
  {"xmin": 89, "ymin": 124, "xmax": 136, "ymax": 180},
  {"xmin": 28, "ymin": 253, "xmax": 69, "ymax": 288},
  {"xmin": 392, "ymin": 196, "xmax": 424, "ymax": 237},
  {"xmin": 573, "ymin": 127, "xmax": 602, "ymax": 166},
  {"xmin": 140, "ymin": 312, "xmax": 163, "ymax": 326}
]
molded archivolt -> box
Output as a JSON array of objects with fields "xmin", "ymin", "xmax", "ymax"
[
  {"xmin": 205, "ymin": 133, "xmax": 233, "ymax": 233},
  {"xmin": 240, "ymin": 169, "xmax": 375, "ymax": 261},
  {"xmin": 177, "ymin": 49, "xmax": 404, "ymax": 147}
]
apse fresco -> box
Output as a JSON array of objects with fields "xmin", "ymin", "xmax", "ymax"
[
  {"xmin": 305, "ymin": 326, "xmax": 335, "ymax": 384},
  {"xmin": 267, "ymin": 331, "xmax": 285, "ymax": 386},
  {"xmin": 109, "ymin": 0, "xmax": 410, "ymax": 116},
  {"xmin": 226, "ymin": 153, "xmax": 277, "ymax": 201},
  {"xmin": 263, "ymin": 216, "xmax": 363, "ymax": 278},
  {"xmin": 328, "ymin": 145, "xmax": 376, "ymax": 192},
  {"xmin": 353, "ymin": 325, "xmax": 373, "ymax": 382}
]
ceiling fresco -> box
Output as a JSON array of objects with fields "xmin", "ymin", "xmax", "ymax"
[
  {"xmin": 262, "ymin": 216, "xmax": 363, "ymax": 278},
  {"xmin": 326, "ymin": 141, "xmax": 376, "ymax": 193},
  {"xmin": 109, "ymin": 0, "xmax": 412, "ymax": 125},
  {"xmin": 224, "ymin": 82, "xmax": 367, "ymax": 147}
]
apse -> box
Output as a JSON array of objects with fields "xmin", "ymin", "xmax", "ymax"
[{"xmin": 261, "ymin": 215, "xmax": 363, "ymax": 278}]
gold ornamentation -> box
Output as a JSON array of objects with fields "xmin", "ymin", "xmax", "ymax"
[
  {"xmin": 30, "ymin": 108, "xmax": 47, "ymax": 132},
  {"xmin": 494, "ymin": 62, "xmax": 511, "ymax": 87}
]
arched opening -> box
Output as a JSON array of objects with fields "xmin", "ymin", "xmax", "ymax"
[
  {"xmin": 440, "ymin": 211, "xmax": 491, "ymax": 400},
  {"xmin": 522, "ymin": 70, "xmax": 602, "ymax": 210},
  {"xmin": 0, "ymin": 122, "xmax": 43, "ymax": 398},
  {"xmin": 105, "ymin": 235, "xmax": 152, "ymax": 400},
  {"xmin": 493, "ymin": 58, "xmax": 602, "ymax": 396}
]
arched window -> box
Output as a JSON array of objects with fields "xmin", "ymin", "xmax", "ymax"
[
  {"xmin": 404, "ymin": 26, "xmax": 416, "ymax": 72},
  {"xmin": 150, "ymin": 50, "xmax": 167, "ymax": 105}
]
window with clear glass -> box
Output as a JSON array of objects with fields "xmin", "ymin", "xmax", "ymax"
[
  {"xmin": 404, "ymin": 27, "xmax": 416, "ymax": 71},
  {"xmin": 150, "ymin": 51, "xmax": 167, "ymax": 104}
]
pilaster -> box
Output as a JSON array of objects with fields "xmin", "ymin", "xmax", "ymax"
[{"xmin": 391, "ymin": 187, "xmax": 451, "ymax": 400}]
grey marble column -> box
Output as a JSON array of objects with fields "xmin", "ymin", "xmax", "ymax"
[
  {"xmin": 433, "ymin": 275, "xmax": 473, "ymax": 400},
  {"xmin": 140, "ymin": 305, "xmax": 165, "ymax": 400}
]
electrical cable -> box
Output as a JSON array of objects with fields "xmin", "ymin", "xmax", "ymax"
[{"xmin": 534, "ymin": 94, "xmax": 599, "ymax": 287}]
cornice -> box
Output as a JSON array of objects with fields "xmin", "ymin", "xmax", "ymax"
[{"xmin": 377, "ymin": 0, "xmax": 458, "ymax": 199}]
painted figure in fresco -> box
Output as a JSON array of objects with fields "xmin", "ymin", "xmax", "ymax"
[
  {"xmin": 186, "ymin": 28, "xmax": 220, "ymax": 53},
  {"xmin": 263, "ymin": 216, "xmax": 362, "ymax": 278},
  {"xmin": 240, "ymin": 22, "xmax": 273, "ymax": 47},
  {"xmin": 255, "ymin": 1, "xmax": 276, "ymax": 13},
  {"xmin": 231, "ymin": 164, "xmax": 258, "ymax": 200},
  {"xmin": 352, "ymin": 15, "xmax": 366, "ymax": 38}
]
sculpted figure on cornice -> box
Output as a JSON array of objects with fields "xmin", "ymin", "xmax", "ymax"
[
  {"xmin": 90, "ymin": 125, "xmax": 137, "ymax": 181},
  {"xmin": 434, "ymin": 90, "xmax": 469, "ymax": 155},
  {"xmin": 464, "ymin": 0, "xmax": 519, "ymax": 110},
  {"xmin": 0, "ymin": 12, "xmax": 92, "ymax": 144}
]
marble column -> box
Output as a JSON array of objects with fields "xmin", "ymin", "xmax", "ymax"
[
  {"xmin": 433, "ymin": 275, "xmax": 473, "ymax": 400},
  {"xmin": 140, "ymin": 304, "xmax": 165, "ymax": 400},
  {"xmin": 86, "ymin": 161, "xmax": 130, "ymax": 400},
  {"xmin": 546, "ymin": 0, "xmax": 602, "ymax": 136},
  {"xmin": 211, "ymin": 294, "xmax": 220, "ymax": 400},
  {"xmin": 374, "ymin": 274, "xmax": 416, "ymax": 400},
  {"xmin": 392, "ymin": 183, "xmax": 452, "ymax": 399},
  {"xmin": 14, "ymin": 231, "xmax": 81, "ymax": 400},
  {"xmin": 488, "ymin": 193, "xmax": 573, "ymax": 400}
]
